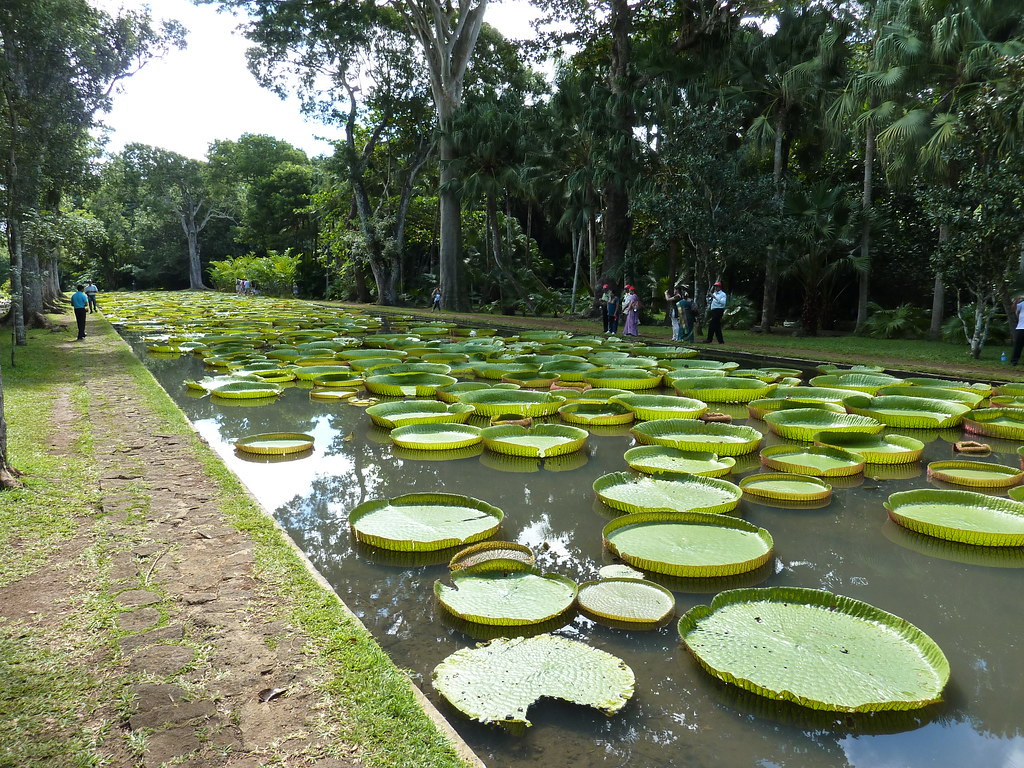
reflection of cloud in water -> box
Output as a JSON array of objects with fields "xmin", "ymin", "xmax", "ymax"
[{"xmin": 841, "ymin": 721, "xmax": 1024, "ymax": 767}]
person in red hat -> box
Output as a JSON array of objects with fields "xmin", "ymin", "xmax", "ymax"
[{"xmin": 705, "ymin": 281, "xmax": 727, "ymax": 344}]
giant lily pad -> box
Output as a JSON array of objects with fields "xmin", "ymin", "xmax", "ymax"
[
  {"xmin": 747, "ymin": 398, "xmax": 846, "ymax": 420},
  {"xmin": 390, "ymin": 423, "xmax": 483, "ymax": 451},
  {"xmin": 809, "ymin": 373, "xmax": 903, "ymax": 393},
  {"xmin": 583, "ymin": 368, "xmax": 663, "ymax": 390},
  {"xmin": 739, "ymin": 473, "xmax": 832, "ymax": 502},
  {"xmin": 538, "ymin": 360, "xmax": 600, "ymax": 381},
  {"xmin": 577, "ymin": 578, "xmax": 675, "ymax": 627},
  {"xmin": 772, "ymin": 385, "xmax": 862, "ymax": 404},
  {"xmin": 760, "ymin": 444, "xmax": 865, "ymax": 477},
  {"xmin": 672, "ymin": 377, "xmax": 776, "ymax": 403},
  {"xmin": 209, "ymin": 381, "xmax": 283, "ymax": 399},
  {"xmin": 877, "ymin": 384, "xmax": 986, "ymax": 408},
  {"xmin": 603, "ymin": 511, "xmax": 774, "ymax": 577},
  {"xmin": 763, "ymin": 408, "xmax": 883, "ymax": 441},
  {"xmin": 365, "ymin": 400, "xmax": 475, "ymax": 429},
  {"xmin": 610, "ymin": 393, "xmax": 708, "ymax": 421},
  {"xmin": 631, "ymin": 419, "xmax": 763, "ymax": 456},
  {"xmin": 558, "ymin": 401, "xmax": 634, "ymax": 426},
  {"xmin": 678, "ymin": 587, "xmax": 950, "ymax": 712},
  {"xmin": 365, "ymin": 372, "xmax": 457, "ymax": 397},
  {"xmin": 349, "ymin": 492, "xmax": 502, "ymax": 551},
  {"xmin": 435, "ymin": 568, "xmax": 578, "ymax": 626},
  {"xmin": 448, "ymin": 541, "xmax": 535, "ymax": 572},
  {"xmin": 594, "ymin": 471, "xmax": 741, "ymax": 515},
  {"xmin": 845, "ymin": 395, "xmax": 970, "ymax": 429},
  {"xmin": 813, "ymin": 431, "xmax": 924, "ymax": 464},
  {"xmin": 902, "ymin": 377, "xmax": 992, "ymax": 396},
  {"xmin": 885, "ymin": 489, "xmax": 1024, "ymax": 546},
  {"xmin": 456, "ymin": 389, "xmax": 566, "ymax": 417},
  {"xmin": 480, "ymin": 424, "xmax": 588, "ymax": 458},
  {"xmin": 431, "ymin": 635, "xmax": 635, "ymax": 727},
  {"xmin": 623, "ymin": 446, "xmax": 735, "ymax": 477},
  {"xmin": 962, "ymin": 408, "xmax": 1024, "ymax": 441},
  {"xmin": 926, "ymin": 460, "xmax": 1024, "ymax": 488},
  {"xmin": 234, "ymin": 432, "xmax": 314, "ymax": 456}
]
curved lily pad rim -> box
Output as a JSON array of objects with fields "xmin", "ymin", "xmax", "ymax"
[
  {"xmin": 576, "ymin": 577, "xmax": 676, "ymax": 625},
  {"xmin": 349, "ymin": 492, "xmax": 503, "ymax": 551}
]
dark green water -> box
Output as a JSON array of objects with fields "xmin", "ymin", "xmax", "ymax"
[{"xmin": 139, "ymin": 349, "xmax": 1024, "ymax": 768}]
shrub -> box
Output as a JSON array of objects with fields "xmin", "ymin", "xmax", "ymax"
[
  {"xmin": 207, "ymin": 251, "xmax": 301, "ymax": 297},
  {"xmin": 723, "ymin": 293, "xmax": 757, "ymax": 330},
  {"xmin": 859, "ymin": 303, "xmax": 929, "ymax": 339}
]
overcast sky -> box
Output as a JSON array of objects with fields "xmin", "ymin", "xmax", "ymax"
[{"xmin": 93, "ymin": 0, "xmax": 539, "ymax": 161}]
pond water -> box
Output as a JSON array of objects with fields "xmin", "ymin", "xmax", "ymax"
[{"xmin": 136, "ymin": 344, "xmax": 1024, "ymax": 768}]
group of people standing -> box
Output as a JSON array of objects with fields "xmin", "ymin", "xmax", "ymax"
[
  {"xmin": 235, "ymin": 278, "xmax": 259, "ymax": 295},
  {"xmin": 599, "ymin": 284, "xmax": 641, "ymax": 336},
  {"xmin": 70, "ymin": 281, "xmax": 99, "ymax": 341},
  {"xmin": 664, "ymin": 280, "xmax": 728, "ymax": 344}
]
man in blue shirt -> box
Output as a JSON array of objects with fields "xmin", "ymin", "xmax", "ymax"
[
  {"xmin": 704, "ymin": 281, "xmax": 727, "ymax": 344},
  {"xmin": 71, "ymin": 285, "xmax": 88, "ymax": 340}
]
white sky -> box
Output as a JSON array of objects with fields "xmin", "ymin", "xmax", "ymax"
[{"xmin": 93, "ymin": 0, "xmax": 539, "ymax": 161}]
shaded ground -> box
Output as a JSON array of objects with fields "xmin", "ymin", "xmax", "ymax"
[{"xmin": 0, "ymin": 320, "xmax": 477, "ymax": 768}]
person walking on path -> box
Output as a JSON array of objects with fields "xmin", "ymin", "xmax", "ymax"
[
  {"xmin": 664, "ymin": 283, "xmax": 683, "ymax": 340},
  {"xmin": 678, "ymin": 291, "xmax": 698, "ymax": 342},
  {"xmin": 85, "ymin": 281, "xmax": 99, "ymax": 313},
  {"xmin": 622, "ymin": 285, "xmax": 640, "ymax": 337},
  {"xmin": 71, "ymin": 285, "xmax": 89, "ymax": 340},
  {"xmin": 431, "ymin": 286, "xmax": 442, "ymax": 312},
  {"xmin": 1012, "ymin": 295, "xmax": 1024, "ymax": 365},
  {"xmin": 705, "ymin": 281, "xmax": 727, "ymax": 344},
  {"xmin": 600, "ymin": 283, "xmax": 613, "ymax": 332}
]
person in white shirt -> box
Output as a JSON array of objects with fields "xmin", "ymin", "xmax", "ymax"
[
  {"xmin": 1012, "ymin": 295, "xmax": 1024, "ymax": 365},
  {"xmin": 705, "ymin": 281, "xmax": 727, "ymax": 344}
]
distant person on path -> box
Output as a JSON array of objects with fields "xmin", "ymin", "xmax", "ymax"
[
  {"xmin": 431, "ymin": 286, "xmax": 442, "ymax": 311},
  {"xmin": 1012, "ymin": 295, "xmax": 1024, "ymax": 365},
  {"xmin": 85, "ymin": 280, "xmax": 99, "ymax": 313},
  {"xmin": 622, "ymin": 285, "xmax": 640, "ymax": 337},
  {"xmin": 71, "ymin": 285, "xmax": 88, "ymax": 340},
  {"xmin": 664, "ymin": 283, "xmax": 682, "ymax": 340},
  {"xmin": 607, "ymin": 289, "xmax": 620, "ymax": 334},
  {"xmin": 600, "ymin": 283, "xmax": 613, "ymax": 332},
  {"xmin": 678, "ymin": 291, "xmax": 698, "ymax": 342},
  {"xmin": 705, "ymin": 281, "xmax": 727, "ymax": 344}
]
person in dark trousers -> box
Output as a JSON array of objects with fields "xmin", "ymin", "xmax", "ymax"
[
  {"xmin": 85, "ymin": 280, "xmax": 99, "ymax": 312},
  {"xmin": 1012, "ymin": 295, "xmax": 1024, "ymax": 365},
  {"xmin": 705, "ymin": 281, "xmax": 727, "ymax": 344},
  {"xmin": 71, "ymin": 285, "xmax": 89, "ymax": 340}
]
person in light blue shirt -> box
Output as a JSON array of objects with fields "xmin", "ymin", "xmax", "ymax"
[
  {"xmin": 704, "ymin": 281, "xmax": 727, "ymax": 344},
  {"xmin": 70, "ymin": 285, "xmax": 88, "ymax": 340}
]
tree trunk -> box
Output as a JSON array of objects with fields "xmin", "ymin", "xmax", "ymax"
[
  {"xmin": 438, "ymin": 130, "xmax": 462, "ymax": 311},
  {"xmin": 856, "ymin": 120, "xmax": 876, "ymax": 330},
  {"xmin": 0, "ymin": 362, "xmax": 19, "ymax": 489},
  {"xmin": 602, "ymin": 0, "xmax": 634, "ymax": 283},
  {"xmin": 9, "ymin": 217, "xmax": 27, "ymax": 346},
  {"xmin": 185, "ymin": 222, "xmax": 205, "ymax": 289},
  {"xmin": 759, "ymin": 112, "xmax": 786, "ymax": 332},
  {"xmin": 929, "ymin": 223, "xmax": 949, "ymax": 339}
]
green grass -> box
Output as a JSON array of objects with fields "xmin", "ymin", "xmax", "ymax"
[{"xmin": 0, "ymin": 319, "xmax": 470, "ymax": 768}]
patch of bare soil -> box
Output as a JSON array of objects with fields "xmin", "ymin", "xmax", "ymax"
[{"xmin": 0, "ymin": 360, "xmax": 361, "ymax": 767}]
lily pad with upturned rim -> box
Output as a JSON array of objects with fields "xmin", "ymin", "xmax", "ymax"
[
  {"xmin": 739, "ymin": 473, "xmax": 832, "ymax": 502},
  {"xmin": 349, "ymin": 492, "xmax": 502, "ymax": 551},
  {"xmin": 845, "ymin": 395, "xmax": 970, "ymax": 429},
  {"xmin": 456, "ymin": 389, "xmax": 566, "ymax": 418},
  {"xmin": 962, "ymin": 408, "xmax": 1024, "ymax": 441},
  {"xmin": 672, "ymin": 377, "xmax": 776, "ymax": 403},
  {"xmin": 926, "ymin": 460, "xmax": 1024, "ymax": 488},
  {"xmin": 558, "ymin": 401, "xmax": 634, "ymax": 426},
  {"xmin": 576, "ymin": 578, "xmax": 676, "ymax": 627},
  {"xmin": 623, "ymin": 446, "xmax": 735, "ymax": 477},
  {"xmin": 885, "ymin": 489, "xmax": 1024, "ymax": 546},
  {"xmin": 763, "ymin": 408, "xmax": 883, "ymax": 441},
  {"xmin": 760, "ymin": 444, "xmax": 866, "ymax": 477},
  {"xmin": 603, "ymin": 511, "xmax": 774, "ymax": 577},
  {"xmin": 813, "ymin": 431, "xmax": 924, "ymax": 465},
  {"xmin": 448, "ymin": 541, "xmax": 535, "ymax": 572},
  {"xmin": 479, "ymin": 424, "xmax": 588, "ymax": 458},
  {"xmin": 389, "ymin": 423, "xmax": 483, "ymax": 451},
  {"xmin": 365, "ymin": 400, "xmax": 475, "ymax": 429},
  {"xmin": 593, "ymin": 471, "xmax": 742, "ymax": 515},
  {"xmin": 747, "ymin": 398, "xmax": 846, "ymax": 420},
  {"xmin": 877, "ymin": 384, "xmax": 986, "ymax": 408},
  {"xmin": 234, "ymin": 432, "xmax": 314, "ymax": 456},
  {"xmin": 365, "ymin": 372, "xmax": 457, "ymax": 397},
  {"xmin": 609, "ymin": 393, "xmax": 708, "ymax": 421},
  {"xmin": 434, "ymin": 568, "xmax": 578, "ymax": 626},
  {"xmin": 630, "ymin": 419, "xmax": 763, "ymax": 456},
  {"xmin": 208, "ymin": 381, "xmax": 283, "ymax": 399},
  {"xmin": 583, "ymin": 368, "xmax": 663, "ymax": 390},
  {"xmin": 431, "ymin": 634, "xmax": 635, "ymax": 727},
  {"xmin": 678, "ymin": 586, "xmax": 950, "ymax": 712}
]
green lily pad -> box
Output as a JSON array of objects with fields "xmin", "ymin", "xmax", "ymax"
[
  {"xmin": 389, "ymin": 423, "xmax": 483, "ymax": 451},
  {"xmin": 603, "ymin": 511, "xmax": 774, "ymax": 577},
  {"xmin": 845, "ymin": 395, "xmax": 970, "ymax": 429},
  {"xmin": 558, "ymin": 401, "xmax": 635, "ymax": 426},
  {"xmin": 672, "ymin": 377, "xmax": 776, "ymax": 403},
  {"xmin": 902, "ymin": 377, "xmax": 992, "ymax": 396},
  {"xmin": 678, "ymin": 587, "xmax": 950, "ymax": 712},
  {"xmin": 577, "ymin": 578, "xmax": 676, "ymax": 627},
  {"xmin": 448, "ymin": 541, "xmax": 535, "ymax": 572},
  {"xmin": 962, "ymin": 408, "xmax": 1024, "ymax": 441},
  {"xmin": 610, "ymin": 394, "xmax": 708, "ymax": 421},
  {"xmin": 809, "ymin": 373, "xmax": 903, "ymax": 393},
  {"xmin": 877, "ymin": 384, "xmax": 986, "ymax": 408},
  {"xmin": 234, "ymin": 432, "xmax": 314, "ymax": 456},
  {"xmin": 927, "ymin": 460, "xmax": 1024, "ymax": 488},
  {"xmin": 365, "ymin": 401, "xmax": 475, "ymax": 429},
  {"xmin": 739, "ymin": 473, "xmax": 832, "ymax": 502},
  {"xmin": 431, "ymin": 635, "xmax": 635, "ymax": 727},
  {"xmin": 456, "ymin": 389, "xmax": 566, "ymax": 417},
  {"xmin": 772, "ymin": 385, "xmax": 862, "ymax": 404},
  {"xmin": 435, "ymin": 569, "xmax": 578, "ymax": 626},
  {"xmin": 623, "ymin": 446, "xmax": 735, "ymax": 477},
  {"xmin": 631, "ymin": 419, "xmax": 763, "ymax": 456},
  {"xmin": 583, "ymin": 368, "xmax": 663, "ymax": 390},
  {"xmin": 813, "ymin": 431, "xmax": 924, "ymax": 465},
  {"xmin": 208, "ymin": 381, "xmax": 283, "ymax": 399},
  {"xmin": 763, "ymin": 408, "xmax": 883, "ymax": 441},
  {"xmin": 747, "ymin": 398, "xmax": 846, "ymax": 420},
  {"xmin": 349, "ymin": 492, "xmax": 502, "ymax": 551},
  {"xmin": 479, "ymin": 424, "xmax": 588, "ymax": 458},
  {"xmin": 760, "ymin": 444, "xmax": 866, "ymax": 477},
  {"xmin": 885, "ymin": 489, "xmax": 1024, "ymax": 546},
  {"xmin": 594, "ymin": 471, "xmax": 741, "ymax": 515},
  {"xmin": 365, "ymin": 372, "xmax": 458, "ymax": 397}
]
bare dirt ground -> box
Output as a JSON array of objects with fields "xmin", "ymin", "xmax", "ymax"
[{"xmin": 1, "ymin": 339, "xmax": 365, "ymax": 767}]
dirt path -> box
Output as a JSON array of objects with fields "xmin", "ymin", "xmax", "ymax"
[{"xmin": 0, "ymin": 324, "xmax": 477, "ymax": 768}]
